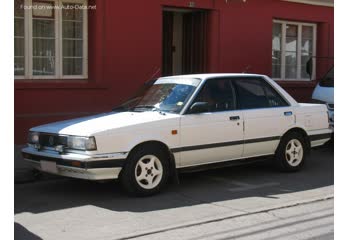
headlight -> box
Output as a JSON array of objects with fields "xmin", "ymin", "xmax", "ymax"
[
  {"xmin": 28, "ymin": 132, "xmax": 40, "ymax": 144},
  {"xmin": 67, "ymin": 136, "xmax": 97, "ymax": 151}
]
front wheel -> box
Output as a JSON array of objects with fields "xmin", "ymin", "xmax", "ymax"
[
  {"xmin": 120, "ymin": 146, "xmax": 169, "ymax": 196},
  {"xmin": 275, "ymin": 132, "xmax": 307, "ymax": 172}
]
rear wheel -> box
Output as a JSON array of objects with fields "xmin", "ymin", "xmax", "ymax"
[
  {"xmin": 120, "ymin": 146, "xmax": 169, "ymax": 196},
  {"xmin": 275, "ymin": 132, "xmax": 306, "ymax": 172}
]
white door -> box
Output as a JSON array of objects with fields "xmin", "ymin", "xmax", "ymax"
[
  {"xmin": 231, "ymin": 77, "xmax": 295, "ymax": 157},
  {"xmin": 178, "ymin": 78, "xmax": 244, "ymax": 167}
]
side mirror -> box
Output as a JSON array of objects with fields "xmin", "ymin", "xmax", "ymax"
[
  {"xmin": 189, "ymin": 102, "xmax": 209, "ymax": 114},
  {"xmin": 306, "ymin": 58, "xmax": 313, "ymax": 79}
]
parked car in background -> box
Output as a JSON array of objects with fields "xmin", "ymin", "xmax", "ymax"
[
  {"xmin": 22, "ymin": 74, "xmax": 333, "ymax": 196},
  {"xmin": 311, "ymin": 66, "xmax": 334, "ymax": 128}
]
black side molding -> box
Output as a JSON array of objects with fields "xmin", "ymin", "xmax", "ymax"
[
  {"xmin": 171, "ymin": 136, "xmax": 280, "ymax": 153},
  {"xmin": 309, "ymin": 133, "xmax": 332, "ymax": 141},
  {"xmin": 178, "ymin": 155, "xmax": 275, "ymax": 173}
]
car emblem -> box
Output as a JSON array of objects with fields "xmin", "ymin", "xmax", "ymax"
[{"xmin": 49, "ymin": 136, "xmax": 54, "ymax": 146}]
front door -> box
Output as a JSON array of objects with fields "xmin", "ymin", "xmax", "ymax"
[
  {"xmin": 162, "ymin": 9, "xmax": 207, "ymax": 76},
  {"xmin": 179, "ymin": 78, "xmax": 244, "ymax": 167}
]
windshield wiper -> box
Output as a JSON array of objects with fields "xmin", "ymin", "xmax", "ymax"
[
  {"xmin": 133, "ymin": 105, "xmax": 166, "ymax": 115},
  {"xmin": 134, "ymin": 105, "xmax": 157, "ymax": 110}
]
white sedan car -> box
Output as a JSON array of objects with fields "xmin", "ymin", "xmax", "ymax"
[{"xmin": 22, "ymin": 74, "xmax": 332, "ymax": 196}]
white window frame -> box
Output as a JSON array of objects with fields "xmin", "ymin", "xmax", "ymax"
[
  {"xmin": 15, "ymin": 0, "xmax": 88, "ymax": 80},
  {"xmin": 273, "ymin": 19, "xmax": 317, "ymax": 81}
]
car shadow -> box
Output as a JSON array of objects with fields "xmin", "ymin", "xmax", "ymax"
[
  {"xmin": 14, "ymin": 147, "xmax": 333, "ymax": 214},
  {"xmin": 14, "ymin": 223, "xmax": 43, "ymax": 240}
]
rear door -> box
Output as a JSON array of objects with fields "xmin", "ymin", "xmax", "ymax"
[
  {"xmin": 232, "ymin": 77, "xmax": 295, "ymax": 157},
  {"xmin": 179, "ymin": 78, "xmax": 244, "ymax": 167}
]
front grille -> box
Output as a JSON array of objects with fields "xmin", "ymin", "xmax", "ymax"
[{"xmin": 39, "ymin": 133, "xmax": 67, "ymax": 147}]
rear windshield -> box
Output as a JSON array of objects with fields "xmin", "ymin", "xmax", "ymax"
[{"xmin": 319, "ymin": 67, "xmax": 334, "ymax": 87}]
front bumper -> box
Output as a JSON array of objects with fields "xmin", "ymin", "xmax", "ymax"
[{"xmin": 21, "ymin": 147, "xmax": 127, "ymax": 180}]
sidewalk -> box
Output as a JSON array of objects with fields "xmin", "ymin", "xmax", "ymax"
[{"xmin": 129, "ymin": 198, "xmax": 334, "ymax": 240}]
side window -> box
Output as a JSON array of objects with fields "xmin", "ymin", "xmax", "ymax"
[
  {"xmin": 261, "ymin": 81, "xmax": 289, "ymax": 107},
  {"xmin": 193, "ymin": 79, "xmax": 236, "ymax": 113},
  {"xmin": 233, "ymin": 78, "xmax": 288, "ymax": 110}
]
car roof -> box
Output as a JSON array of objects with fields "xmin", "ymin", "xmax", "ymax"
[{"xmin": 159, "ymin": 73, "xmax": 266, "ymax": 80}]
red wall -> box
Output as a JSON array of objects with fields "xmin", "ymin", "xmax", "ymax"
[{"xmin": 14, "ymin": 0, "xmax": 334, "ymax": 144}]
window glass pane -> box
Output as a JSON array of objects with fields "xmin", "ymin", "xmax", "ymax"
[
  {"xmin": 33, "ymin": 39, "xmax": 55, "ymax": 57},
  {"xmin": 32, "ymin": 1, "xmax": 54, "ymax": 18},
  {"xmin": 63, "ymin": 58, "xmax": 83, "ymax": 75},
  {"xmin": 272, "ymin": 23, "xmax": 282, "ymax": 78},
  {"xmin": 63, "ymin": 21, "xmax": 83, "ymax": 38},
  {"xmin": 15, "ymin": 0, "xmax": 24, "ymax": 76},
  {"xmin": 33, "ymin": 57, "xmax": 55, "ymax": 75},
  {"xmin": 33, "ymin": 19, "xmax": 55, "ymax": 38},
  {"xmin": 15, "ymin": 38, "xmax": 25, "ymax": 56},
  {"xmin": 32, "ymin": 1, "xmax": 56, "ymax": 76},
  {"xmin": 302, "ymin": 26, "xmax": 313, "ymax": 39},
  {"xmin": 285, "ymin": 65, "xmax": 297, "ymax": 79},
  {"xmin": 301, "ymin": 53, "xmax": 312, "ymax": 65},
  {"xmin": 15, "ymin": 57, "xmax": 24, "ymax": 75},
  {"xmin": 194, "ymin": 79, "xmax": 234, "ymax": 112},
  {"xmin": 301, "ymin": 25, "xmax": 314, "ymax": 79},
  {"xmin": 272, "ymin": 51, "xmax": 281, "ymax": 65},
  {"xmin": 234, "ymin": 78, "xmax": 270, "ymax": 109},
  {"xmin": 63, "ymin": 40, "xmax": 83, "ymax": 57},
  {"xmin": 15, "ymin": 18, "xmax": 24, "ymax": 37},
  {"xmin": 301, "ymin": 66, "xmax": 309, "ymax": 79},
  {"xmin": 14, "ymin": 0, "xmax": 24, "ymax": 17},
  {"xmin": 272, "ymin": 23, "xmax": 282, "ymax": 51},
  {"xmin": 286, "ymin": 25, "xmax": 297, "ymax": 37},
  {"xmin": 62, "ymin": 4, "xmax": 83, "ymax": 21},
  {"xmin": 62, "ymin": 3, "xmax": 84, "ymax": 76},
  {"xmin": 301, "ymin": 39, "xmax": 313, "ymax": 53},
  {"xmin": 285, "ymin": 24, "xmax": 298, "ymax": 79},
  {"xmin": 272, "ymin": 65, "xmax": 281, "ymax": 79},
  {"xmin": 286, "ymin": 37, "xmax": 297, "ymax": 52},
  {"xmin": 286, "ymin": 52, "xmax": 297, "ymax": 65}
]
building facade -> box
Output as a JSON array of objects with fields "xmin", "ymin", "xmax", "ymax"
[{"xmin": 14, "ymin": 0, "xmax": 334, "ymax": 144}]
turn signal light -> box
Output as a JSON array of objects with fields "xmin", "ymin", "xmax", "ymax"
[{"xmin": 71, "ymin": 161, "xmax": 82, "ymax": 167}]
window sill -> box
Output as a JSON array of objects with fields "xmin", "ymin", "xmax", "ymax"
[{"xmin": 15, "ymin": 79, "xmax": 109, "ymax": 90}]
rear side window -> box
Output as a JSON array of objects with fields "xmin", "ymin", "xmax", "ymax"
[{"xmin": 232, "ymin": 78, "xmax": 289, "ymax": 109}]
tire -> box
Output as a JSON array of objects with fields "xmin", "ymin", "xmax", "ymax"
[
  {"xmin": 120, "ymin": 145, "xmax": 170, "ymax": 197},
  {"xmin": 275, "ymin": 132, "xmax": 307, "ymax": 172}
]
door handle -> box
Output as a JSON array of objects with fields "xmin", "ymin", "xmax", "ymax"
[
  {"xmin": 284, "ymin": 111, "xmax": 293, "ymax": 116},
  {"xmin": 229, "ymin": 116, "xmax": 240, "ymax": 121}
]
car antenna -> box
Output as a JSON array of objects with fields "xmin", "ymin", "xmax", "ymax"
[{"xmin": 148, "ymin": 67, "xmax": 161, "ymax": 81}]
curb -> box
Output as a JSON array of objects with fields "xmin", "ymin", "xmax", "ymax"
[{"xmin": 114, "ymin": 194, "xmax": 334, "ymax": 240}]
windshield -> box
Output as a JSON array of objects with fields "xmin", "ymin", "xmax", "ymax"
[
  {"xmin": 319, "ymin": 67, "xmax": 334, "ymax": 87},
  {"xmin": 133, "ymin": 78, "xmax": 201, "ymax": 113}
]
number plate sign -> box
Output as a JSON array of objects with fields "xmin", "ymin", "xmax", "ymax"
[{"xmin": 40, "ymin": 160, "xmax": 58, "ymax": 174}]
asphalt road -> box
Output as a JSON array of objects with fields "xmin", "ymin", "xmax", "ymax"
[{"xmin": 14, "ymin": 147, "xmax": 333, "ymax": 240}]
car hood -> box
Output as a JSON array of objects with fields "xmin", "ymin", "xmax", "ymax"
[{"xmin": 30, "ymin": 111, "xmax": 180, "ymax": 136}]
